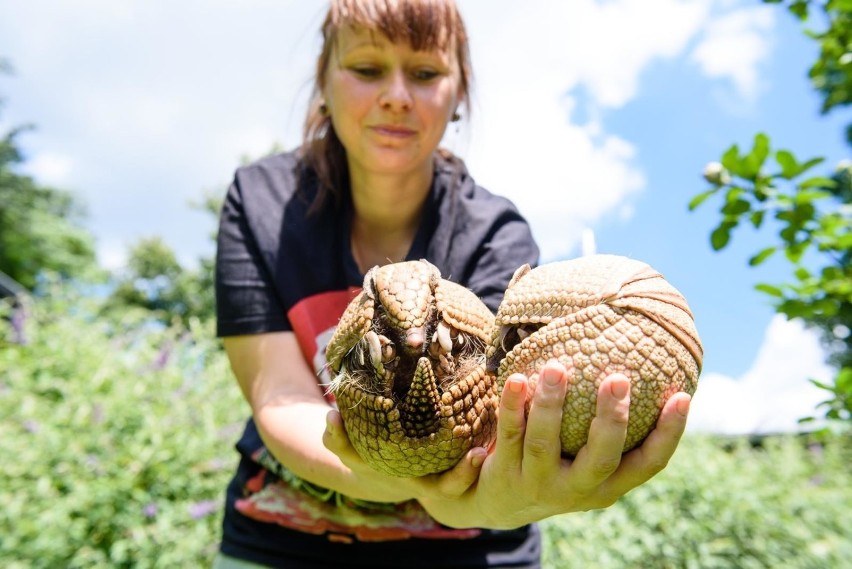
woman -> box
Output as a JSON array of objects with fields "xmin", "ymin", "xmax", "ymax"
[{"xmin": 214, "ymin": 1, "xmax": 691, "ymax": 567}]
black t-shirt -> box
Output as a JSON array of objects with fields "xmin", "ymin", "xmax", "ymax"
[{"xmin": 215, "ymin": 150, "xmax": 541, "ymax": 568}]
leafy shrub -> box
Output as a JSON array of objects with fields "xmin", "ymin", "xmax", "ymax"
[
  {"xmin": 0, "ymin": 283, "xmax": 246, "ymax": 568},
  {"xmin": 542, "ymin": 434, "xmax": 852, "ymax": 568}
]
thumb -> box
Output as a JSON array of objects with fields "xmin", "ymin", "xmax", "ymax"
[
  {"xmin": 323, "ymin": 409, "xmax": 362, "ymax": 466},
  {"xmin": 428, "ymin": 446, "xmax": 487, "ymax": 497}
]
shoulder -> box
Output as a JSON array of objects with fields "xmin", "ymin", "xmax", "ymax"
[
  {"xmin": 433, "ymin": 152, "xmax": 535, "ymax": 247},
  {"xmin": 427, "ymin": 153, "xmax": 539, "ymax": 309},
  {"xmin": 222, "ymin": 149, "xmax": 318, "ymax": 239},
  {"xmin": 231, "ymin": 149, "xmax": 309, "ymax": 205}
]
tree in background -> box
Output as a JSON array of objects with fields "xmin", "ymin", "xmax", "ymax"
[
  {"xmin": 0, "ymin": 68, "xmax": 98, "ymax": 290},
  {"xmin": 690, "ymin": 0, "xmax": 851, "ymax": 424},
  {"xmin": 104, "ymin": 191, "xmax": 220, "ymax": 328}
]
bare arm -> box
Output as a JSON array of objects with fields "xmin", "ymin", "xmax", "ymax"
[{"xmin": 224, "ymin": 332, "xmax": 484, "ymax": 503}]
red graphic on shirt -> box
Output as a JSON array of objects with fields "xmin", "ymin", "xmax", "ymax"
[
  {"xmin": 234, "ymin": 287, "xmax": 483, "ymax": 542},
  {"xmin": 288, "ymin": 287, "xmax": 361, "ymax": 390}
]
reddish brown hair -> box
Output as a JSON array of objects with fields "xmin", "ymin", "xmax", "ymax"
[{"xmin": 301, "ymin": 0, "xmax": 473, "ymax": 213}]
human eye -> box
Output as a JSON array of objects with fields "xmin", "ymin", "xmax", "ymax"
[
  {"xmin": 410, "ymin": 67, "xmax": 441, "ymax": 82},
  {"xmin": 349, "ymin": 64, "xmax": 383, "ymax": 79}
]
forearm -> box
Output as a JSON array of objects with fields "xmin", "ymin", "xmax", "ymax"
[
  {"xmin": 225, "ymin": 333, "xmax": 420, "ymax": 503},
  {"xmin": 251, "ymin": 397, "xmax": 420, "ymax": 503}
]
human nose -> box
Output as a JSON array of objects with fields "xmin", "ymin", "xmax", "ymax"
[{"xmin": 378, "ymin": 70, "xmax": 413, "ymax": 112}]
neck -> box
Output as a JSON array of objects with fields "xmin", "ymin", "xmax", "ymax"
[{"xmin": 348, "ymin": 159, "xmax": 434, "ymax": 273}]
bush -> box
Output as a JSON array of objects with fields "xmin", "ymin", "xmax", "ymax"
[
  {"xmin": 542, "ymin": 434, "xmax": 852, "ymax": 568},
  {"xmin": 0, "ymin": 283, "xmax": 245, "ymax": 567}
]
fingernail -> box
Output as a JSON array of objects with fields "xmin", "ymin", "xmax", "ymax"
[
  {"xmin": 544, "ymin": 370, "xmax": 562, "ymax": 387},
  {"xmin": 677, "ymin": 394, "xmax": 691, "ymax": 417},
  {"xmin": 611, "ymin": 379, "xmax": 629, "ymax": 400}
]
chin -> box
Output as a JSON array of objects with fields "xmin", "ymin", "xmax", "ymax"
[{"xmin": 366, "ymin": 152, "xmax": 427, "ymax": 174}]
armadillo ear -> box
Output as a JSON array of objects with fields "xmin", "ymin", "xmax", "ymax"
[
  {"xmin": 326, "ymin": 289, "xmax": 375, "ymax": 373},
  {"xmin": 508, "ymin": 264, "xmax": 531, "ymax": 288}
]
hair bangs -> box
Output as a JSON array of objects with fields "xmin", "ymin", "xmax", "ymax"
[{"xmin": 327, "ymin": 0, "xmax": 462, "ymax": 53}]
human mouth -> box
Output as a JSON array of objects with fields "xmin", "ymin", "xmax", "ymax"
[{"xmin": 370, "ymin": 124, "xmax": 417, "ymax": 138}]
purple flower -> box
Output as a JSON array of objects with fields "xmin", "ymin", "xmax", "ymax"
[
  {"xmin": 143, "ymin": 503, "xmax": 158, "ymax": 519},
  {"xmin": 188, "ymin": 500, "xmax": 219, "ymax": 519},
  {"xmin": 10, "ymin": 304, "xmax": 27, "ymax": 345},
  {"xmin": 152, "ymin": 342, "xmax": 172, "ymax": 370},
  {"xmin": 23, "ymin": 420, "xmax": 39, "ymax": 434}
]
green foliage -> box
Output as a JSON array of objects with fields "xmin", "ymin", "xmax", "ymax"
[
  {"xmin": 542, "ymin": 435, "xmax": 852, "ymax": 568},
  {"xmin": 0, "ymin": 280, "xmax": 245, "ymax": 567},
  {"xmin": 103, "ymin": 187, "xmax": 222, "ymax": 327},
  {"xmin": 765, "ymin": 0, "xmax": 852, "ymax": 142},
  {"xmin": 0, "ymin": 127, "xmax": 99, "ymax": 290},
  {"xmin": 693, "ymin": 135, "xmax": 852, "ymax": 423},
  {"xmin": 104, "ymin": 236, "xmax": 215, "ymax": 328}
]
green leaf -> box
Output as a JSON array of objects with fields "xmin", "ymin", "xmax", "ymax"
[
  {"xmin": 749, "ymin": 246, "xmax": 777, "ymax": 266},
  {"xmin": 721, "ymin": 198, "xmax": 751, "ymax": 216},
  {"xmin": 809, "ymin": 378, "xmax": 833, "ymax": 391},
  {"xmin": 710, "ymin": 224, "xmax": 731, "ymax": 250},
  {"xmin": 774, "ymin": 151, "xmax": 826, "ymax": 180},
  {"xmin": 750, "ymin": 210, "xmax": 765, "ymax": 229},
  {"xmin": 750, "ymin": 133, "xmax": 771, "ymax": 167},
  {"xmin": 798, "ymin": 156, "xmax": 825, "ymax": 174},
  {"xmin": 737, "ymin": 134, "xmax": 770, "ymax": 179},
  {"xmin": 799, "ymin": 177, "xmax": 837, "ymax": 189},
  {"xmin": 755, "ymin": 283, "xmax": 784, "ymax": 297},
  {"xmin": 795, "ymin": 189, "xmax": 834, "ymax": 203},
  {"xmin": 794, "ymin": 266, "xmax": 812, "ymax": 280},
  {"xmin": 721, "ymin": 144, "xmax": 741, "ymax": 175},
  {"xmin": 786, "ymin": 245, "xmax": 807, "ymax": 263},
  {"xmin": 789, "ymin": 0, "xmax": 809, "ymax": 20},
  {"xmin": 780, "ymin": 225, "xmax": 799, "ymax": 244},
  {"xmin": 688, "ymin": 188, "xmax": 718, "ymax": 211},
  {"xmin": 776, "ymin": 150, "xmax": 799, "ymax": 179}
]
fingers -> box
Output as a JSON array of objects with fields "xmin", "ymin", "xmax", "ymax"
[
  {"xmin": 490, "ymin": 372, "xmax": 529, "ymax": 472},
  {"xmin": 568, "ymin": 373, "xmax": 631, "ymax": 493},
  {"xmin": 521, "ymin": 360, "xmax": 569, "ymax": 477},
  {"xmin": 430, "ymin": 446, "xmax": 487, "ymax": 497},
  {"xmin": 600, "ymin": 391, "xmax": 691, "ymax": 498}
]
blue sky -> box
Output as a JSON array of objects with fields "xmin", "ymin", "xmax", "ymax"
[{"xmin": 1, "ymin": 0, "xmax": 849, "ymax": 434}]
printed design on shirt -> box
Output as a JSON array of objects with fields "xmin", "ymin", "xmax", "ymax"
[
  {"xmin": 235, "ymin": 448, "xmax": 480, "ymax": 543},
  {"xmin": 235, "ymin": 288, "xmax": 482, "ymax": 543}
]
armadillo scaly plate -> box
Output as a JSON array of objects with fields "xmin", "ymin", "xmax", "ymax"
[
  {"xmin": 488, "ymin": 254, "xmax": 703, "ymax": 455},
  {"xmin": 326, "ymin": 260, "xmax": 497, "ymax": 477}
]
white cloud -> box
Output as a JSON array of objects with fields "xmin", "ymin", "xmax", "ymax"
[
  {"xmin": 24, "ymin": 152, "xmax": 74, "ymax": 186},
  {"xmin": 558, "ymin": 0, "xmax": 712, "ymax": 109},
  {"xmin": 688, "ymin": 315, "xmax": 832, "ymax": 434},
  {"xmin": 455, "ymin": 0, "xmax": 713, "ymax": 261},
  {"xmin": 690, "ymin": 6, "xmax": 775, "ymax": 100}
]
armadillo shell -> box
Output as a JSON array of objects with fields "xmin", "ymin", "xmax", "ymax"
[{"xmin": 493, "ymin": 254, "xmax": 702, "ymax": 455}]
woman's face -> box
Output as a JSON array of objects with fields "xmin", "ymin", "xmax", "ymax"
[{"xmin": 323, "ymin": 25, "xmax": 462, "ymax": 180}]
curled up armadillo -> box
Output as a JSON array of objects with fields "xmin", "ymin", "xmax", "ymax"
[
  {"xmin": 327, "ymin": 255, "xmax": 702, "ymax": 475},
  {"xmin": 488, "ymin": 255, "xmax": 703, "ymax": 455},
  {"xmin": 326, "ymin": 260, "xmax": 498, "ymax": 477}
]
